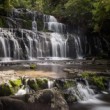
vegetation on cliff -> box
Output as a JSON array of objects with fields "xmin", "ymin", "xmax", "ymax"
[{"xmin": 0, "ymin": 0, "xmax": 110, "ymax": 33}]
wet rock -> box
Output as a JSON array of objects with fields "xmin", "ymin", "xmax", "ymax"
[
  {"xmin": 0, "ymin": 83, "xmax": 13, "ymax": 96},
  {"xmin": 54, "ymin": 79, "xmax": 76, "ymax": 90},
  {"xmin": 36, "ymin": 78, "xmax": 48, "ymax": 89},
  {"xmin": 63, "ymin": 92, "xmax": 77, "ymax": 103},
  {"xmin": 0, "ymin": 88, "xmax": 69, "ymax": 110},
  {"xmin": 9, "ymin": 79, "xmax": 22, "ymax": 87},
  {"xmin": 27, "ymin": 79, "xmax": 38, "ymax": 90},
  {"xmin": 63, "ymin": 68, "xmax": 73, "ymax": 73}
]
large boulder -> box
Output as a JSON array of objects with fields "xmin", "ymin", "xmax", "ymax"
[{"xmin": 0, "ymin": 88, "xmax": 69, "ymax": 110}]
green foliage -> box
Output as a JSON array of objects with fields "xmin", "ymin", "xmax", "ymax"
[
  {"xmin": 0, "ymin": 0, "xmax": 43, "ymax": 12},
  {"xmin": 43, "ymin": 0, "xmax": 110, "ymax": 32},
  {"xmin": 0, "ymin": 0, "xmax": 109, "ymax": 32},
  {"xmin": 92, "ymin": 0, "xmax": 110, "ymax": 32}
]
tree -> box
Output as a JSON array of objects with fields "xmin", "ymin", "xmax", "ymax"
[{"xmin": 92, "ymin": 0, "xmax": 110, "ymax": 32}]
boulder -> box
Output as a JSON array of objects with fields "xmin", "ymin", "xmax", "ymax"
[{"xmin": 0, "ymin": 88, "xmax": 69, "ymax": 110}]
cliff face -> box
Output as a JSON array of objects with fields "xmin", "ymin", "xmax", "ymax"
[
  {"xmin": 0, "ymin": 9, "xmax": 44, "ymax": 30},
  {"xmin": 0, "ymin": 8, "xmax": 110, "ymax": 60}
]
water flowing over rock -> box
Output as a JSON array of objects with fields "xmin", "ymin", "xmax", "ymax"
[{"xmin": 0, "ymin": 9, "xmax": 110, "ymax": 61}]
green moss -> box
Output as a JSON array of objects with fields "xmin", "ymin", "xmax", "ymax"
[
  {"xmin": 81, "ymin": 71, "xmax": 96, "ymax": 79},
  {"xmin": 28, "ymin": 79, "xmax": 39, "ymax": 90},
  {"xmin": 36, "ymin": 78, "xmax": 48, "ymax": 89},
  {"xmin": 55, "ymin": 80, "xmax": 76, "ymax": 90},
  {"xmin": 64, "ymin": 93, "xmax": 77, "ymax": 103},
  {"xmin": 9, "ymin": 79, "xmax": 22, "ymax": 87},
  {"xmin": 92, "ymin": 76, "xmax": 105, "ymax": 90},
  {"xmin": 81, "ymin": 71, "xmax": 106, "ymax": 90},
  {"xmin": 0, "ymin": 17, "xmax": 7, "ymax": 27},
  {"xmin": 0, "ymin": 84, "xmax": 14, "ymax": 96},
  {"xmin": 63, "ymin": 80, "xmax": 76, "ymax": 89},
  {"xmin": 30, "ymin": 64, "xmax": 37, "ymax": 69}
]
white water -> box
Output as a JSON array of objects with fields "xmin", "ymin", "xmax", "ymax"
[
  {"xmin": 15, "ymin": 85, "xmax": 30, "ymax": 95},
  {"xmin": 44, "ymin": 15, "xmax": 68, "ymax": 58},
  {"xmin": 32, "ymin": 11, "xmax": 37, "ymax": 32},
  {"xmin": 0, "ymin": 13, "xmax": 109, "ymax": 61},
  {"xmin": 48, "ymin": 80, "xmax": 54, "ymax": 89},
  {"xmin": 50, "ymin": 33, "xmax": 67, "ymax": 57},
  {"xmin": 0, "ymin": 37, "xmax": 7, "ymax": 57}
]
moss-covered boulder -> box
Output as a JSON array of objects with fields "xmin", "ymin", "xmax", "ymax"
[
  {"xmin": 9, "ymin": 79, "xmax": 22, "ymax": 87},
  {"xmin": 81, "ymin": 71, "xmax": 108, "ymax": 90},
  {"xmin": 36, "ymin": 78, "xmax": 48, "ymax": 89},
  {"xmin": 0, "ymin": 83, "xmax": 13, "ymax": 96},
  {"xmin": 54, "ymin": 79, "xmax": 76, "ymax": 90},
  {"xmin": 27, "ymin": 79, "xmax": 38, "ymax": 90},
  {"xmin": 30, "ymin": 64, "xmax": 37, "ymax": 69},
  {"xmin": 63, "ymin": 92, "xmax": 77, "ymax": 103}
]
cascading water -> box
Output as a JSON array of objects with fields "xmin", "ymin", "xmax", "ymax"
[
  {"xmin": 44, "ymin": 15, "xmax": 68, "ymax": 58},
  {"xmin": 0, "ymin": 29, "xmax": 20, "ymax": 60},
  {"xmin": 50, "ymin": 33, "xmax": 67, "ymax": 57},
  {"xmin": 67, "ymin": 79, "xmax": 95, "ymax": 101},
  {"xmin": 32, "ymin": 11, "xmax": 37, "ymax": 32},
  {"xmin": 0, "ymin": 10, "xmax": 110, "ymax": 61},
  {"xmin": 44, "ymin": 15, "xmax": 66, "ymax": 33}
]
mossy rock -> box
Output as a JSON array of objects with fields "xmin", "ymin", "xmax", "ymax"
[
  {"xmin": 54, "ymin": 79, "xmax": 76, "ymax": 90},
  {"xmin": 9, "ymin": 79, "xmax": 22, "ymax": 94},
  {"xmin": 64, "ymin": 93, "xmax": 77, "ymax": 103},
  {"xmin": 38, "ymin": 89, "xmax": 54, "ymax": 103},
  {"xmin": 0, "ymin": 83, "xmax": 14, "ymax": 96},
  {"xmin": 22, "ymin": 20, "xmax": 32, "ymax": 30},
  {"xmin": 64, "ymin": 80, "xmax": 76, "ymax": 89},
  {"xmin": 30, "ymin": 64, "xmax": 37, "ymax": 69},
  {"xmin": 81, "ymin": 71, "xmax": 95, "ymax": 79},
  {"xmin": 0, "ymin": 16, "xmax": 7, "ymax": 28},
  {"xmin": 9, "ymin": 79, "xmax": 22, "ymax": 87},
  {"xmin": 37, "ymin": 19, "xmax": 44, "ymax": 31},
  {"xmin": 27, "ymin": 79, "xmax": 38, "ymax": 90},
  {"xmin": 36, "ymin": 78, "xmax": 48, "ymax": 89},
  {"xmin": 81, "ymin": 71, "xmax": 107, "ymax": 90},
  {"xmin": 91, "ymin": 76, "xmax": 106, "ymax": 90}
]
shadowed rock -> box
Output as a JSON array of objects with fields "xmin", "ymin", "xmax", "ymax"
[{"xmin": 0, "ymin": 88, "xmax": 69, "ymax": 110}]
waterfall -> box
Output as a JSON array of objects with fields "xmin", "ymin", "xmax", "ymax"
[
  {"xmin": 44, "ymin": 15, "xmax": 66, "ymax": 33},
  {"xmin": 67, "ymin": 79, "xmax": 95, "ymax": 101},
  {"xmin": 76, "ymin": 82, "xmax": 94, "ymax": 100},
  {"xmin": 50, "ymin": 33, "xmax": 67, "ymax": 57},
  {"xmin": 15, "ymin": 85, "xmax": 30, "ymax": 95},
  {"xmin": 15, "ymin": 78, "xmax": 30, "ymax": 96},
  {"xmin": 48, "ymin": 80, "xmax": 54, "ymax": 89},
  {"xmin": 44, "ymin": 15, "xmax": 68, "ymax": 58},
  {"xmin": 70, "ymin": 34, "xmax": 83, "ymax": 59},
  {"xmin": 32, "ymin": 11, "xmax": 37, "ymax": 32},
  {"xmin": 0, "ymin": 37, "xmax": 7, "ymax": 57},
  {"xmin": 0, "ymin": 11, "xmax": 109, "ymax": 61}
]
